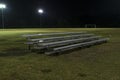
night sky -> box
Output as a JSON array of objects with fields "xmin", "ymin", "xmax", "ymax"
[{"xmin": 1, "ymin": 0, "xmax": 120, "ymax": 27}]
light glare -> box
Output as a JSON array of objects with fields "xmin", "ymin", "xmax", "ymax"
[
  {"xmin": 0, "ymin": 4, "xmax": 6, "ymax": 9},
  {"xmin": 38, "ymin": 9, "xmax": 44, "ymax": 14}
]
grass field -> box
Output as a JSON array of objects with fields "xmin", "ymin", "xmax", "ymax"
[{"xmin": 0, "ymin": 28, "xmax": 120, "ymax": 80}]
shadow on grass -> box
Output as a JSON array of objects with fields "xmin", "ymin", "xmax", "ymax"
[{"xmin": 0, "ymin": 48, "xmax": 30, "ymax": 57}]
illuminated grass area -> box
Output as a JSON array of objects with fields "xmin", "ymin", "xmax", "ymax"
[{"xmin": 0, "ymin": 28, "xmax": 120, "ymax": 80}]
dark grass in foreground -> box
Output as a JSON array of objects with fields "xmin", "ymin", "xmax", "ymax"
[{"xmin": 0, "ymin": 28, "xmax": 120, "ymax": 80}]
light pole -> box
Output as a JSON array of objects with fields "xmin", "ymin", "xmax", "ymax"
[
  {"xmin": 0, "ymin": 3, "xmax": 6, "ymax": 29},
  {"xmin": 38, "ymin": 9, "xmax": 44, "ymax": 27}
]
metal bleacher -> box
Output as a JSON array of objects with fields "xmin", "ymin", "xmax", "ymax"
[{"xmin": 23, "ymin": 32, "xmax": 109, "ymax": 55}]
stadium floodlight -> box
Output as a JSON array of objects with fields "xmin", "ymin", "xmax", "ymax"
[
  {"xmin": 0, "ymin": 3, "xmax": 6, "ymax": 29},
  {"xmin": 38, "ymin": 9, "xmax": 44, "ymax": 27},
  {"xmin": 38, "ymin": 9, "xmax": 44, "ymax": 14},
  {"xmin": 0, "ymin": 4, "xmax": 6, "ymax": 9}
]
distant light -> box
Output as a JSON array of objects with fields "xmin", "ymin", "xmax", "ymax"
[
  {"xmin": 0, "ymin": 4, "xmax": 6, "ymax": 9},
  {"xmin": 38, "ymin": 9, "xmax": 44, "ymax": 14}
]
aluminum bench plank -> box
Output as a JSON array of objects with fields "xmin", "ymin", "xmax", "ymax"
[
  {"xmin": 22, "ymin": 32, "xmax": 86, "ymax": 37},
  {"xmin": 30, "ymin": 34, "xmax": 94, "ymax": 42},
  {"xmin": 34, "ymin": 36, "xmax": 101, "ymax": 49},
  {"xmin": 45, "ymin": 38, "xmax": 109, "ymax": 55}
]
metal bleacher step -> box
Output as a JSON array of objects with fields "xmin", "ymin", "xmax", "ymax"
[
  {"xmin": 30, "ymin": 34, "xmax": 94, "ymax": 42},
  {"xmin": 34, "ymin": 36, "xmax": 101, "ymax": 50},
  {"xmin": 45, "ymin": 38, "xmax": 109, "ymax": 55},
  {"xmin": 22, "ymin": 32, "xmax": 86, "ymax": 38}
]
